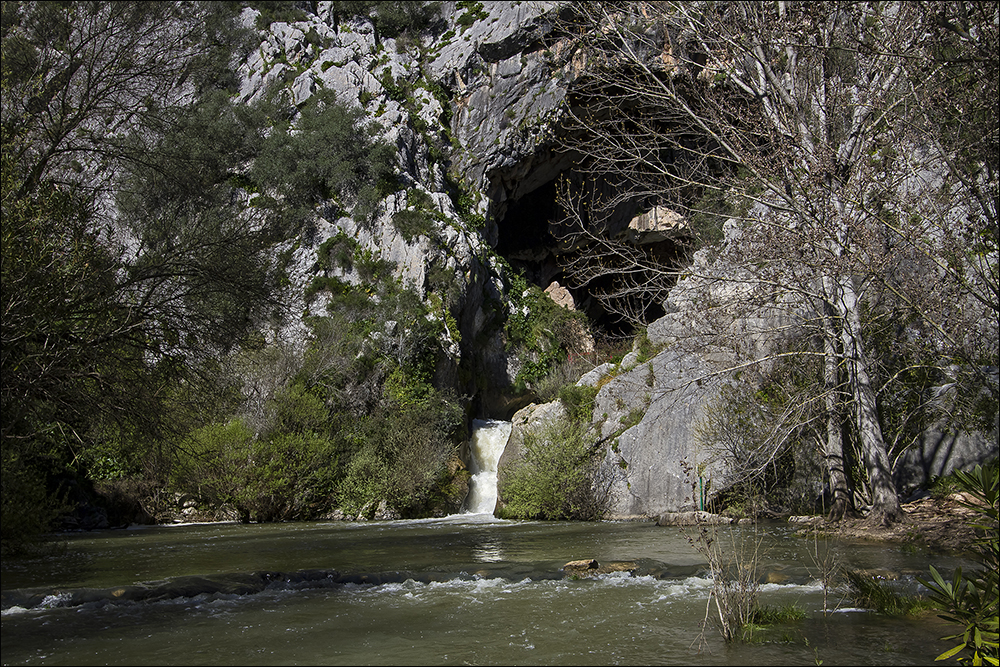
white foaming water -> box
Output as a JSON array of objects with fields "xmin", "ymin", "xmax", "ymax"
[{"xmin": 463, "ymin": 419, "xmax": 512, "ymax": 514}]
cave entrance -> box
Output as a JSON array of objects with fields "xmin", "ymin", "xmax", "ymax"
[{"xmin": 492, "ymin": 171, "xmax": 682, "ymax": 339}]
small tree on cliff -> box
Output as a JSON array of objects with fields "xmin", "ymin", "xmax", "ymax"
[{"xmin": 553, "ymin": 1, "xmax": 998, "ymax": 526}]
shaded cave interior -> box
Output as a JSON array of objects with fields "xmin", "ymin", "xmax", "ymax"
[{"xmin": 490, "ymin": 168, "xmax": 687, "ymax": 340}]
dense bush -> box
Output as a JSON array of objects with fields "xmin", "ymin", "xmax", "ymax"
[
  {"xmin": 172, "ymin": 397, "xmax": 343, "ymax": 523},
  {"xmin": 168, "ymin": 262, "xmax": 465, "ymax": 522},
  {"xmin": 337, "ymin": 391, "xmax": 463, "ymax": 517},
  {"xmin": 498, "ymin": 418, "xmax": 608, "ymax": 521}
]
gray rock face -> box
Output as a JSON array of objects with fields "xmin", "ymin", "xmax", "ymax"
[
  {"xmin": 593, "ymin": 346, "xmax": 725, "ymax": 517},
  {"xmin": 235, "ymin": 2, "xmax": 576, "ymax": 410}
]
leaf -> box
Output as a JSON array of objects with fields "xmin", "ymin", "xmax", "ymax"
[
  {"xmin": 935, "ymin": 643, "xmax": 967, "ymax": 661},
  {"xmin": 930, "ymin": 565, "xmax": 952, "ymax": 594}
]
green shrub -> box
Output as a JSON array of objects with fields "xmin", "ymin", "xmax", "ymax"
[
  {"xmin": 174, "ymin": 415, "xmax": 341, "ymax": 523},
  {"xmin": 391, "ymin": 189, "xmax": 440, "ymax": 243},
  {"xmin": 337, "ymin": 391, "xmax": 462, "ymax": 516},
  {"xmin": 252, "ymin": 88, "xmax": 396, "ymax": 226},
  {"xmin": 498, "ymin": 418, "xmax": 607, "ymax": 520},
  {"xmin": 391, "ymin": 209, "xmax": 435, "ymax": 242},
  {"xmin": 558, "ymin": 384, "xmax": 598, "ymax": 423},
  {"xmin": 532, "ymin": 354, "xmax": 595, "ymax": 403},
  {"xmin": 316, "ymin": 231, "xmax": 358, "ymax": 272}
]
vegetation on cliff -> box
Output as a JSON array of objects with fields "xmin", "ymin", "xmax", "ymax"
[{"xmin": 1, "ymin": 0, "xmax": 464, "ymax": 550}]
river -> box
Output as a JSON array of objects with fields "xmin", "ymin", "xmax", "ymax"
[{"xmin": 0, "ymin": 421, "xmax": 976, "ymax": 665}]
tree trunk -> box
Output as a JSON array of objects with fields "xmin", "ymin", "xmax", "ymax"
[
  {"xmin": 820, "ymin": 293, "xmax": 851, "ymax": 522},
  {"xmin": 837, "ymin": 275, "xmax": 903, "ymax": 526}
]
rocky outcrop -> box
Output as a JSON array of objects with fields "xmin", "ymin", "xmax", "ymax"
[
  {"xmin": 562, "ymin": 559, "xmax": 639, "ymax": 577},
  {"xmin": 234, "ymin": 2, "xmax": 585, "ymax": 416}
]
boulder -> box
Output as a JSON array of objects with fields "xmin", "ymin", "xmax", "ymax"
[
  {"xmin": 626, "ymin": 206, "xmax": 687, "ymax": 244},
  {"xmin": 543, "ymin": 281, "xmax": 576, "ymax": 310},
  {"xmin": 562, "ymin": 559, "xmax": 640, "ymax": 578}
]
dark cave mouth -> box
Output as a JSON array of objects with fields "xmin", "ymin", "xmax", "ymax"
[{"xmin": 493, "ymin": 176, "xmax": 681, "ymax": 339}]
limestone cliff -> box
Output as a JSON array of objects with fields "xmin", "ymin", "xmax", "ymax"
[
  {"xmin": 236, "ymin": 1, "xmax": 586, "ymax": 416},
  {"xmin": 240, "ymin": 2, "xmax": 997, "ymax": 519}
]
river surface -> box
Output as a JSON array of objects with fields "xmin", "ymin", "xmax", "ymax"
[
  {"xmin": 0, "ymin": 516, "xmax": 974, "ymax": 666},
  {"xmin": 0, "ymin": 421, "xmax": 977, "ymax": 665}
]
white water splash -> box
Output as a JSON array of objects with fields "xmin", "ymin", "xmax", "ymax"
[{"xmin": 463, "ymin": 419, "xmax": 512, "ymax": 514}]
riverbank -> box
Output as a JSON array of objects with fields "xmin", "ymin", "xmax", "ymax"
[{"xmin": 807, "ymin": 492, "xmax": 986, "ymax": 554}]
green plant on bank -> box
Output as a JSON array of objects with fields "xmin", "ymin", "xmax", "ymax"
[
  {"xmin": 919, "ymin": 462, "xmax": 999, "ymax": 665},
  {"xmin": 531, "ymin": 353, "xmax": 596, "ymax": 403},
  {"xmin": 844, "ymin": 570, "xmax": 934, "ymax": 617},
  {"xmin": 497, "ymin": 418, "xmax": 607, "ymax": 521}
]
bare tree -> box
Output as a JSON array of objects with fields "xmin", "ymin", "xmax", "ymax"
[{"xmin": 553, "ymin": 1, "xmax": 997, "ymax": 525}]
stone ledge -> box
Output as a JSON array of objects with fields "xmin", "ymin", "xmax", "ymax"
[{"xmin": 656, "ymin": 511, "xmax": 733, "ymax": 526}]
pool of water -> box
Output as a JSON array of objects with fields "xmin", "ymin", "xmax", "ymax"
[{"xmin": 0, "ymin": 516, "xmax": 974, "ymax": 665}]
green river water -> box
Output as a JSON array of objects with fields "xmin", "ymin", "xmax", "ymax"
[{"xmin": 0, "ymin": 515, "xmax": 974, "ymax": 665}]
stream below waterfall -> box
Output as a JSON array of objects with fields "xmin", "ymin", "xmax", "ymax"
[{"xmin": 0, "ymin": 421, "xmax": 977, "ymax": 665}]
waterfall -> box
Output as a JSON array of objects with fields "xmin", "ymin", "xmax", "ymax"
[{"xmin": 463, "ymin": 419, "xmax": 512, "ymax": 514}]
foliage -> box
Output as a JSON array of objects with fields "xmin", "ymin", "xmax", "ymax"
[
  {"xmin": 174, "ymin": 410, "xmax": 341, "ymax": 523},
  {"xmin": 845, "ymin": 570, "xmax": 933, "ymax": 617},
  {"xmin": 0, "ymin": 444, "xmax": 66, "ymax": 553},
  {"xmin": 504, "ymin": 275, "xmax": 591, "ymax": 392},
  {"xmin": 531, "ymin": 353, "xmax": 596, "ymax": 403},
  {"xmin": 336, "ymin": 390, "xmax": 463, "ymax": 516},
  {"xmin": 246, "ymin": 1, "xmax": 309, "ymax": 29},
  {"xmin": 740, "ymin": 604, "xmax": 807, "ymax": 643},
  {"xmin": 445, "ymin": 172, "xmax": 486, "ymax": 230},
  {"xmin": 558, "ymin": 385, "xmax": 598, "ymax": 424},
  {"xmin": 498, "ymin": 418, "xmax": 607, "ymax": 521},
  {"xmin": 391, "ymin": 188, "xmax": 440, "ymax": 242},
  {"xmin": 252, "ymin": 88, "xmax": 397, "ymax": 225},
  {"xmin": 180, "ymin": 261, "xmax": 465, "ymax": 522},
  {"xmin": 920, "ymin": 463, "xmax": 999, "ymax": 666},
  {"xmin": 330, "ymin": 1, "xmax": 443, "ymax": 44},
  {"xmin": 0, "ymin": 2, "xmax": 298, "ymax": 544},
  {"xmin": 455, "ymin": 1, "xmax": 487, "ymax": 31}
]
